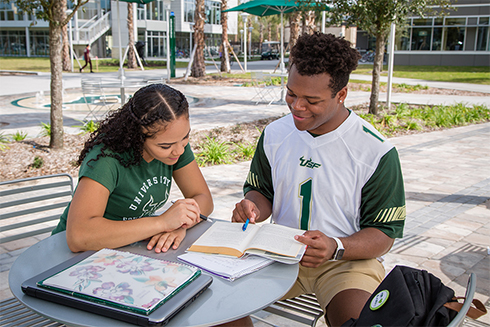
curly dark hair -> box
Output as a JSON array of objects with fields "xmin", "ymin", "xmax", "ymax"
[
  {"xmin": 289, "ymin": 32, "xmax": 361, "ymax": 97},
  {"xmin": 78, "ymin": 83, "xmax": 189, "ymax": 168}
]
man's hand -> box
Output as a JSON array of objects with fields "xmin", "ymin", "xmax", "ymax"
[
  {"xmin": 294, "ymin": 230, "xmax": 337, "ymax": 268},
  {"xmin": 147, "ymin": 228, "xmax": 186, "ymax": 253},
  {"xmin": 232, "ymin": 199, "xmax": 259, "ymax": 224}
]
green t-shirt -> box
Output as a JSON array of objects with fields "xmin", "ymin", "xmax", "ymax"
[{"xmin": 52, "ymin": 143, "xmax": 195, "ymax": 234}]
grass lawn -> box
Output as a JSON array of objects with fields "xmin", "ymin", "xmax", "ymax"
[
  {"xmin": 354, "ymin": 64, "xmax": 490, "ymax": 85},
  {"xmin": 0, "ymin": 57, "xmax": 189, "ymax": 73}
]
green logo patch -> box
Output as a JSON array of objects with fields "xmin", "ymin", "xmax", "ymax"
[{"xmin": 370, "ymin": 290, "xmax": 389, "ymax": 311}]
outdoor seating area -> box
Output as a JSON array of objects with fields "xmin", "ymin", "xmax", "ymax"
[{"xmin": 250, "ymin": 71, "xmax": 281, "ymax": 105}]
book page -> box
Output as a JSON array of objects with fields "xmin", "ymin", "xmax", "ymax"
[
  {"xmin": 178, "ymin": 252, "xmax": 273, "ymax": 281},
  {"xmin": 188, "ymin": 221, "xmax": 260, "ymax": 257},
  {"xmin": 245, "ymin": 223, "xmax": 304, "ymax": 258},
  {"xmin": 39, "ymin": 248, "xmax": 200, "ymax": 314}
]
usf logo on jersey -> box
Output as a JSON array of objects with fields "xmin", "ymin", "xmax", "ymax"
[{"xmin": 299, "ymin": 156, "xmax": 321, "ymax": 169}]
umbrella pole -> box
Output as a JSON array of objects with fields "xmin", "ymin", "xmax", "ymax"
[
  {"xmin": 117, "ymin": 0, "xmax": 125, "ymax": 81},
  {"xmin": 280, "ymin": 11, "xmax": 285, "ymax": 73}
]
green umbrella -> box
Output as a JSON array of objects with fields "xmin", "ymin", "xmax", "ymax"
[{"xmin": 223, "ymin": 0, "xmax": 329, "ymax": 71}]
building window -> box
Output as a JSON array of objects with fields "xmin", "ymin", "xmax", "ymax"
[
  {"xmin": 0, "ymin": 30, "xmax": 26, "ymax": 56},
  {"xmin": 184, "ymin": 0, "xmax": 194, "ymax": 22},
  {"xmin": 146, "ymin": 0, "xmax": 165, "ymax": 21},
  {"xmin": 396, "ymin": 15, "xmax": 490, "ymax": 52},
  {"xmin": 30, "ymin": 30, "xmax": 50, "ymax": 56},
  {"xmin": 476, "ymin": 17, "xmax": 489, "ymax": 51},
  {"xmin": 147, "ymin": 30, "xmax": 167, "ymax": 57}
]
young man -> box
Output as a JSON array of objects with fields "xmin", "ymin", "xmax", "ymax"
[
  {"xmin": 232, "ymin": 33, "xmax": 405, "ymax": 326},
  {"xmin": 80, "ymin": 44, "xmax": 93, "ymax": 73}
]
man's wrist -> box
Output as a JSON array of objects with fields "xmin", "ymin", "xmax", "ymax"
[{"xmin": 329, "ymin": 237, "xmax": 345, "ymax": 261}]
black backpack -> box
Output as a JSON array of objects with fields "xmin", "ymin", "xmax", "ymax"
[{"xmin": 342, "ymin": 265, "xmax": 486, "ymax": 327}]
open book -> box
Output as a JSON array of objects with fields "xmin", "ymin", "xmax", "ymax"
[
  {"xmin": 187, "ymin": 221, "xmax": 306, "ymax": 264},
  {"xmin": 38, "ymin": 248, "xmax": 201, "ymax": 315}
]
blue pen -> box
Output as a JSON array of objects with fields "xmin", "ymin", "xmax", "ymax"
[{"xmin": 242, "ymin": 218, "xmax": 250, "ymax": 231}]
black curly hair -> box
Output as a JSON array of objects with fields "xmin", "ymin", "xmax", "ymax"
[
  {"xmin": 78, "ymin": 83, "xmax": 189, "ymax": 168},
  {"xmin": 289, "ymin": 32, "xmax": 361, "ymax": 97}
]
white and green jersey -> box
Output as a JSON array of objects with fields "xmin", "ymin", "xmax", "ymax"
[{"xmin": 244, "ymin": 112, "xmax": 405, "ymax": 239}]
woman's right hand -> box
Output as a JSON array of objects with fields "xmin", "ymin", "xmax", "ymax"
[{"xmin": 159, "ymin": 199, "xmax": 200, "ymax": 231}]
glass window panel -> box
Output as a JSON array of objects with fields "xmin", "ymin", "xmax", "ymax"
[
  {"xmin": 443, "ymin": 27, "xmax": 465, "ymax": 50},
  {"xmin": 0, "ymin": 12, "xmax": 4, "ymax": 20},
  {"xmin": 468, "ymin": 17, "xmax": 477, "ymax": 25},
  {"xmin": 411, "ymin": 28, "xmax": 432, "ymax": 50},
  {"xmin": 476, "ymin": 26, "xmax": 488, "ymax": 51},
  {"xmin": 432, "ymin": 27, "xmax": 442, "ymax": 50},
  {"xmin": 434, "ymin": 18, "xmax": 443, "ymax": 25},
  {"xmin": 479, "ymin": 17, "xmax": 489, "ymax": 25},
  {"xmin": 413, "ymin": 18, "xmax": 432, "ymax": 26},
  {"xmin": 445, "ymin": 17, "xmax": 466, "ymax": 26}
]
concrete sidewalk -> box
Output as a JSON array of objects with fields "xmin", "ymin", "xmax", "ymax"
[{"xmin": 0, "ymin": 71, "xmax": 489, "ymax": 326}]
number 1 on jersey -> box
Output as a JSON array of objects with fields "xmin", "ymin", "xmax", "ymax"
[{"xmin": 299, "ymin": 179, "xmax": 312, "ymax": 230}]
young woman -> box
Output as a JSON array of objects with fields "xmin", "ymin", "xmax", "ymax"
[{"xmin": 52, "ymin": 84, "xmax": 213, "ymax": 254}]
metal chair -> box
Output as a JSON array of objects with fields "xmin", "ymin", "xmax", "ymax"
[
  {"xmin": 250, "ymin": 71, "xmax": 280, "ymax": 106},
  {"xmin": 0, "ymin": 173, "xmax": 74, "ymax": 243},
  {"xmin": 447, "ymin": 273, "xmax": 478, "ymax": 327},
  {"xmin": 81, "ymin": 77, "xmax": 120, "ymax": 121}
]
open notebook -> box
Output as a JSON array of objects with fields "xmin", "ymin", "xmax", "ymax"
[{"xmin": 22, "ymin": 249, "xmax": 212, "ymax": 326}]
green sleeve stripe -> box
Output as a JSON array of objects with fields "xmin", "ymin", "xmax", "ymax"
[{"xmin": 363, "ymin": 125, "xmax": 384, "ymax": 143}]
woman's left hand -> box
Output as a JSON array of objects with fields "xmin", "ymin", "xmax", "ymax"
[{"xmin": 147, "ymin": 228, "xmax": 187, "ymax": 253}]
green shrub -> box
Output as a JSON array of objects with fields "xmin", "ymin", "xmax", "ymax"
[
  {"xmin": 11, "ymin": 131, "xmax": 28, "ymax": 141},
  {"xmin": 31, "ymin": 156, "xmax": 44, "ymax": 169},
  {"xmin": 235, "ymin": 141, "xmax": 256, "ymax": 160},
  {"xmin": 196, "ymin": 136, "xmax": 233, "ymax": 166},
  {"xmin": 75, "ymin": 120, "xmax": 99, "ymax": 134},
  {"xmin": 39, "ymin": 122, "xmax": 51, "ymax": 137}
]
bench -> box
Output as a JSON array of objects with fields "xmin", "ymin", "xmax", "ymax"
[
  {"xmin": 251, "ymin": 294, "xmax": 324, "ymax": 327},
  {"xmin": 0, "ymin": 173, "xmax": 74, "ymax": 327}
]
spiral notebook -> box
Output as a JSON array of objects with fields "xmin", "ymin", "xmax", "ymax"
[{"xmin": 22, "ymin": 249, "xmax": 213, "ymax": 326}]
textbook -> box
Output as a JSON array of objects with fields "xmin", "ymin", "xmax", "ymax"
[
  {"xmin": 178, "ymin": 252, "xmax": 274, "ymax": 281},
  {"xmin": 187, "ymin": 221, "xmax": 306, "ymax": 264},
  {"xmin": 37, "ymin": 248, "xmax": 202, "ymax": 315}
]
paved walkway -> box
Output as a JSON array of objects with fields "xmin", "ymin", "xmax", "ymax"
[{"xmin": 0, "ymin": 70, "xmax": 489, "ymax": 326}]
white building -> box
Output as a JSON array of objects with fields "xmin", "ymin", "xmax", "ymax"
[{"xmin": 0, "ymin": 0, "xmax": 239, "ymax": 60}]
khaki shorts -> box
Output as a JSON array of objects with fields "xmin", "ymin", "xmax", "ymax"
[{"xmin": 280, "ymin": 259, "xmax": 385, "ymax": 313}]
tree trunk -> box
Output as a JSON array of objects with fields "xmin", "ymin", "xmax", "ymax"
[
  {"xmin": 61, "ymin": 0, "xmax": 71, "ymax": 71},
  {"xmin": 259, "ymin": 19, "xmax": 264, "ymax": 52},
  {"xmin": 49, "ymin": 5, "xmax": 64, "ymax": 149},
  {"xmin": 304, "ymin": 11, "xmax": 316, "ymax": 34},
  {"xmin": 191, "ymin": 0, "xmax": 205, "ymax": 77},
  {"xmin": 127, "ymin": 3, "xmax": 137, "ymax": 69},
  {"xmin": 369, "ymin": 32, "xmax": 386, "ymax": 115},
  {"xmin": 220, "ymin": 0, "xmax": 230, "ymax": 73},
  {"xmin": 289, "ymin": 12, "xmax": 301, "ymax": 48}
]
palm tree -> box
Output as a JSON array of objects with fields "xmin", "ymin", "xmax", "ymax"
[
  {"xmin": 220, "ymin": 0, "xmax": 231, "ymax": 72},
  {"xmin": 61, "ymin": 0, "xmax": 71, "ymax": 71},
  {"xmin": 191, "ymin": 0, "xmax": 205, "ymax": 77},
  {"xmin": 127, "ymin": 3, "xmax": 137, "ymax": 69},
  {"xmin": 289, "ymin": 12, "xmax": 301, "ymax": 48}
]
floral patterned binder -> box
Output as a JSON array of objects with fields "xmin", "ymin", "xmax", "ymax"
[{"xmin": 38, "ymin": 248, "xmax": 201, "ymax": 315}]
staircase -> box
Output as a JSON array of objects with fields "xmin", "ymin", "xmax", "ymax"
[{"xmin": 71, "ymin": 11, "xmax": 111, "ymax": 46}]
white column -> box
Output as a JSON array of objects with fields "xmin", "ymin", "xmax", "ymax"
[
  {"xmin": 241, "ymin": 13, "xmax": 248, "ymax": 72},
  {"xmin": 386, "ymin": 22, "xmax": 396, "ymax": 110}
]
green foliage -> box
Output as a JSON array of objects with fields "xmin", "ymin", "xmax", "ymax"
[
  {"xmin": 396, "ymin": 83, "xmax": 429, "ymax": 92},
  {"xmin": 0, "ymin": 132, "xmax": 10, "ymax": 151},
  {"xmin": 235, "ymin": 141, "xmax": 256, "ymax": 160},
  {"xmin": 359, "ymin": 102, "xmax": 490, "ymax": 137},
  {"xmin": 195, "ymin": 136, "xmax": 233, "ymax": 166},
  {"xmin": 11, "ymin": 130, "xmax": 28, "ymax": 141},
  {"xmin": 75, "ymin": 120, "xmax": 99, "ymax": 134},
  {"xmin": 39, "ymin": 122, "xmax": 51, "ymax": 137},
  {"xmin": 30, "ymin": 156, "xmax": 44, "ymax": 169}
]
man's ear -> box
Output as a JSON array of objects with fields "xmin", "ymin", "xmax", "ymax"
[{"xmin": 337, "ymin": 86, "xmax": 348, "ymax": 104}]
